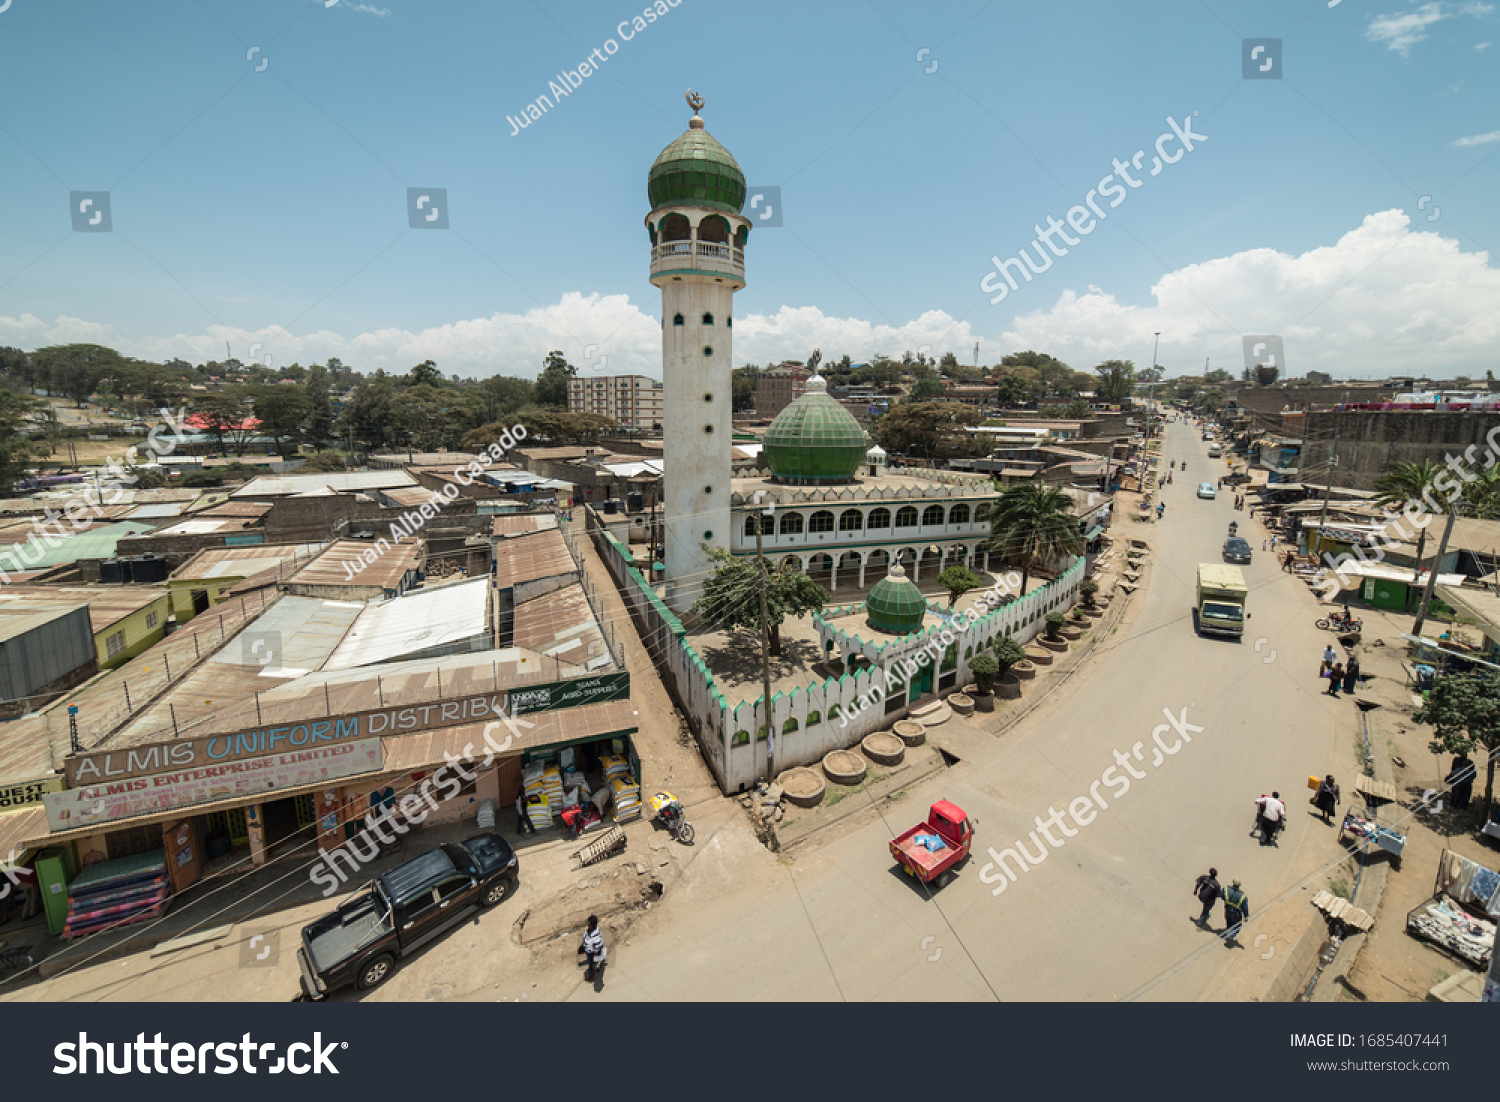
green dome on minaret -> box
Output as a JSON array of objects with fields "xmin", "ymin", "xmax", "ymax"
[
  {"xmin": 648, "ymin": 92, "xmax": 746, "ymax": 214},
  {"xmin": 762, "ymin": 375, "xmax": 869, "ymax": 484},
  {"xmin": 865, "ymin": 562, "xmax": 928, "ymax": 635}
]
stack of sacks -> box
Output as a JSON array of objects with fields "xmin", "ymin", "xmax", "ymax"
[
  {"xmin": 522, "ymin": 762, "xmax": 554, "ymax": 829},
  {"xmin": 541, "ymin": 763, "xmax": 564, "ymax": 811},
  {"xmin": 611, "ymin": 776, "xmax": 642, "ymax": 823}
]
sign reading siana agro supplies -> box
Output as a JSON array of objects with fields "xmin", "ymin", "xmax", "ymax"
[{"xmin": 44, "ymin": 740, "xmax": 384, "ymax": 833}]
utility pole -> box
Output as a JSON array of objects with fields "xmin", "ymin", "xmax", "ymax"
[
  {"xmin": 1412, "ymin": 509, "xmax": 1458, "ymax": 637},
  {"xmin": 754, "ymin": 499, "xmax": 776, "ymax": 785}
]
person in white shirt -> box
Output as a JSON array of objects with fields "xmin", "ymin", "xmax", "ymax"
[
  {"xmin": 1254, "ymin": 792, "xmax": 1286, "ymax": 845},
  {"xmin": 579, "ymin": 915, "xmax": 605, "ymax": 982}
]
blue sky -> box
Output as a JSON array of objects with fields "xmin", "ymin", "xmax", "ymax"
[{"xmin": 2, "ymin": 0, "xmax": 1497, "ymax": 381}]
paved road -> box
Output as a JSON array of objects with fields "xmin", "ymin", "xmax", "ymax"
[{"xmin": 585, "ymin": 417, "xmax": 1354, "ymax": 1001}]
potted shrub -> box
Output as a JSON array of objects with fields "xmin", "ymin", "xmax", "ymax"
[
  {"xmin": 968, "ymin": 654, "xmax": 999, "ymax": 711},
  {"xmin": 991, "ymin": 636, "xmax": 1027, "ymax": 696},
  {"xmin": 1079, "ymin": 577, "xmax": 1100, "ymax": 610},
  {"xmin": 1044, "ymin": 611, "xmax": 1066, "ymax": 640}
]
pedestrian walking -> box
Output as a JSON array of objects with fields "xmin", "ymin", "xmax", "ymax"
[
  {"xmin": 579, "ymin": 915, "xmax": 606, "ymax": 982},
  {"xmin": 1193, "ymin": 867, "xmax": 1221, "ymax": 925},
  {"xmin": 1262, "ymin": 539, "xmax": 1267, "ymax": 551},
  {"xmin": 1321, "ymin": 644, "xmax": 1336, "ymax": 676},
  {"xmin": 1342, "ymin": 654, "xmax": 1359, "ymax": 695},
  {"xmin": 1222, "ymin": 880, "xmax": 1250, "ymax": 943},
  {"xmin": 1270, "ymin": 535, "xmax": 1278, "ymax": 551},
  {"xmin": 1325, "ymin": 661, "xmax": 1344, "ymax": 696},
  {"xmin": 1313, "ymin": 775, "xmax": 1341, "ymax": 824}
]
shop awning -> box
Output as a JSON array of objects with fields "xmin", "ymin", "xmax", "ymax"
[
  {"xmin": 0, "ymin": 806, "xmax": 47, "ymax": 861},
  {"xmin": 380, "ymin": 699, "xmax": 639, "ymax": 773}
]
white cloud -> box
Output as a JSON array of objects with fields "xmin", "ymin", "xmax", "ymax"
[
  {"xmin": 3, "ymin": 212, "xmax": 1495, "ymax": 382},
  {"xmin": 1478, "ymin": 39, "xmax": 1495, "ymax": 47},
  {"xmin": 1366, "ymin": 1, "xmax": 1494, "ymax": 55},
  {"xmin": 326, "ymin": 0, "xmax": 391, "ymax": 15},
  {"xmin": 995, "ymin": 210, "xmax": 1500, "ymax": 378},
  {"xmin": 1454, "ymin": 128, "xmax": 1500, "ymax": 144}
]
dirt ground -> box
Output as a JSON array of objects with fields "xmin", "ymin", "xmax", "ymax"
[{"xmin": 1327, "ymin": 604, "xmax": 1500, "ymax": 1001}]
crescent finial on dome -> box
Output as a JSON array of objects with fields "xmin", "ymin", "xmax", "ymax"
[{"xmin": 687, "ymin": 89, "xmax": 704, "ymax": 113}]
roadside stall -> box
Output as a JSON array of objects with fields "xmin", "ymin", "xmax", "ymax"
[
  {"xmin": 1405, "ymin": 849, "xmax": 1499, "ymax": 969},
  {"xmin": 1337, "ymin": 775, "xmax": 1407, "ymax": 858}
]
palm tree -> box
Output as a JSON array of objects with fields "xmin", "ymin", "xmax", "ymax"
[
  {"xmin": 988, "ymin": 481, "xmax": 1084, "ymax": 593},
  {"xmin": 1372, "ymin": 460, "xmax": 1443, "ymax": 582},
  {"xmin": 1462, "ymin": 462, "xmax": 1500, "ymax": 520}
]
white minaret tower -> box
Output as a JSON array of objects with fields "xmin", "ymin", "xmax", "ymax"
[{"xmin": 647, "ymin": 90, "xmax": 752, "ymax": 614}]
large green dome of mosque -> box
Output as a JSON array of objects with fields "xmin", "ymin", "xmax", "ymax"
[
  {"xmin": 647, "ymin": 97, "xmax": 746, "ymax": 214},
  {"xmin": 865, "ymin": 563, "xmax": 929, "ymax": 636},
  {"xmin": 762, "ymin": 376, "xmax": 870, "ymax": 484}
]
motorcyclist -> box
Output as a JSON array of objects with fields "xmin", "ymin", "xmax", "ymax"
[
  {"xmin": 1254, "ymin": 792, "xmax": 1286, "ymax": 845},
  {"xmin": 1331, "ymin": 607, "xmax": 1359, "ymax": 629}
]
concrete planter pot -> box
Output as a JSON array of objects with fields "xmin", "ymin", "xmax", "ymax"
[
  {"xmin": 862, "ymin": 732, "xmax": 905, "ymax": 767},
  {"xmin": 1061, "ymin": 624, "xmax": 1083, "ymax": 640},
  {"xmin": 893, "ymin": 720, "xmax": 926, "ymax": 747},
  {"xmin": 996, "ymin": 675, "xmax": 1022, "ymax": 700},
  {"xmin": 823, "ymin": 749, "xmax": 867, "ymax": 786},
  {"xmin": 1011, "ymin": 660, "xmax": 1037, "ymax": 680},
  {"xmin": 1082, "ymin": 606, "xmax": 1105, "ymax": 619},
  {"xmin": 973, "ymin": 691, "xmax": 995, "ymax": 712},
  {"xmin": 1025, "ymin": 647, "xmax": 1053, "ymax": 666},
  {"xmin": 948, "ymin": 693, "xmax": 975, "ymax": 717},
  {"xmin": 1039, "ymin": 636, "xmax": 1069, "ymax": 653},
  {"xmin": 777, "ymin": 767, "xmax": 825, "ymax": 808}
]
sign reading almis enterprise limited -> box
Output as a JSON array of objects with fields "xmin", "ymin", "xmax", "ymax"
[
  {"xmin": 64, "ymin": 675, "xmax": 631, "ymax": 786},
  {"xmin": 45, "ymin": 740, "xmax": 384, "ymax": 833}
]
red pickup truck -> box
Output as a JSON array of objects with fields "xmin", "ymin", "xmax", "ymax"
[{"xmin": 889, "ymin": 800, "xmax": 974, "ymax": 888}]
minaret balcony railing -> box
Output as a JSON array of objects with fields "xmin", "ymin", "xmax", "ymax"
[{"xmin": 651, "ymin": 241, "xmax": 745, "ymax": 279}]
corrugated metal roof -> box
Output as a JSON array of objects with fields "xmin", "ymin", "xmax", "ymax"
[
  {"xmin": 287, "ymin": 539, "xmax": 421, "ymax": 591},
  {"xmin": 0, "ymin": 585, "xmax": 169, "ymax": 635},
  {"xmin": 124, "ymin": 503, "xmax": 185, "ymax": 519},
  {"xmin": 491, "ymin": 513, "xmax": 557, "ymax": 538},
  {"xmin": 171, "ymin": 542, "xmax": 326, "ymax": 581},
  {"xmin": 492, "ymin": 529, "xmax": 575, "ymax": 590},
  {"xmin": 0, "ymin": 521, "xmax": 155, "ymax": 570},
  {"xmin": 513, "ymin": 584, "xmax": 611, "ymax": 669},
  {"xmin": 324, "ymin": 579, "xmax": 490, "ymax": 670},
  {"xmin": 380, "ymin": 700, "xmax": 637, "ymax": 773},
  {"xmin": 229, "ymin": 470, "xmax": 418, "ymax": 498}
]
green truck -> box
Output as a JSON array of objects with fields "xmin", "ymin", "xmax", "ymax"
[{"xmin": 1196, "ymin": 564, "xmax": 1248, "ymax": 637}]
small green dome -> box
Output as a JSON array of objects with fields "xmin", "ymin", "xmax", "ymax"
[
  {"xmin": 648, "ymin": 114, "xmax": 746, "ymax": 214},
  {"xmin": 866, "ymin": 563, "xmax": 928, "ymax": 635},
  {"xmin": 762, "ymin": 376, "xmax": 869, "ymax": 484}
]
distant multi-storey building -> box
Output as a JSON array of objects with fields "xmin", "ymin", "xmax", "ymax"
[
  {"xmin": 755, "ymin": 365, "xmax": 810, "ymax": 420},
  {"xmin": 567, "ymin": 374, "xmax": 665, "ymax": 433}
]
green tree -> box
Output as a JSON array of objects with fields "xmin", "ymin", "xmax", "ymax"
[
  {"xmin": 871, "ymin": 401, "xmax": 979, "ymax": 461},
  {"xmin": 908, "ymin": 378, "xmax": 946, "ymax": 402},
  {"xmin": 995, "ymin": 376, "xmax": 1031, "ymax": 407},
  {"xmin": 1414, "ymin": 672, "xmax": 1500, "ymax": 819},
  {"xmin": 404, "ymin": 359, "xmax": 442, "ymax": 388},
  {"xmin": 1372, "ymin": 460, "xmax": 1444, "ymax": 582},
  {"xmin": 1252, "ymin": 364, "xmax": 1280, "ymax": 387},
  {"xmin": 0, "ymin": 389, "xmax": 47, "ymax": 493},
  {"xmin": 389, "ymin": 383, "xmax": 460, "ymax": 450},
  {"xmin": 535, "ymin": 350, "xmax": 576, "ymax": 409},
  {"xmin": 988, "ymin": 481, "xmax": 1084, "ymax": 593},
  {"xmin": 968, "ymin": 653, "xmax": 999, "ymax": 694},
  {"xmin": 731, "ymin": 365, "xmax": 760, "ymax": 413},
  {"xmin": 303, "ymin": 364, "xmax": 334, "ymax": 443},
  {"xmin": 193, "ymin": 390, "xmax": 255, "ymax": 454},
  {"xmin": 471, "ymin": 375, "xmax": 536, "ymax": 424},
  {"xmin": 252, "ymin": 384, "xmax": 312, "ymax": 453},
  {"xmin": 936, "ymin": 564, "xmax": 982, "ymax": 608},
  {"xmin": 298, "ymin": 449, "xmax": 347, "ymax": 473},
  {"xmin": 1205, "ymin": 367, "xmax": 1233, "ymax": 383},
  {"xmin": 1093, "ymin": 359, "xmax": 1136, "ymax": 404},
  {"xmin": 689, "ymin": 545, "xmax": 827, "ymax": 656},
  {"xmin": 340, "ymin": 375, "xmax": 397, "ymax": 449}
]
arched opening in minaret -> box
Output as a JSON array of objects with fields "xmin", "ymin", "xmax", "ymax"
[
  {"xmin": 660, "ymin": 213, "xmax": 691, "ymax": 242},
  {"xmin": 698, "ymin": 215, "xmax": 730, "ymax": 244},
  {"xmin": 735, "ymin": 225, "xmax": 749, "ymax": 248}
]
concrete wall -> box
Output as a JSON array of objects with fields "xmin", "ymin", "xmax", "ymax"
[
  {"xmin": 1228, "ymin": 385, "xmax": 1394, "ymax": 415},
  {"xmin": 1299, "ymin": 411, "xmax": 1500, "ymax": 491}
]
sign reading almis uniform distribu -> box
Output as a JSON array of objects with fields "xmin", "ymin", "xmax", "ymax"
[
  {"xmin": 45, "ymin": 740, "xmax": 384, "ymax": 832},
  {"xmin": 64, "ymin": 674, "xmax": 631, "ymax": 786}
]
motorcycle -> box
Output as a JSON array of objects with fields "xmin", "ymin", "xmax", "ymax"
[
  {"xmin": 1227, "ymin": 521, "xmax": 1238, "ymax": 537},
  {"xmin": 650, "ymin": 791, "xmax": 695, "ymax": 845},
  {"xmin": 1315, "ymin": 612, "xmax": 1363, "ymax": 634}
]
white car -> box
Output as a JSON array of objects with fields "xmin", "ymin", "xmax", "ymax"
[{"xmin": 1197, "ymin": 482, "xmax": 1217, "ymax": 499}]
